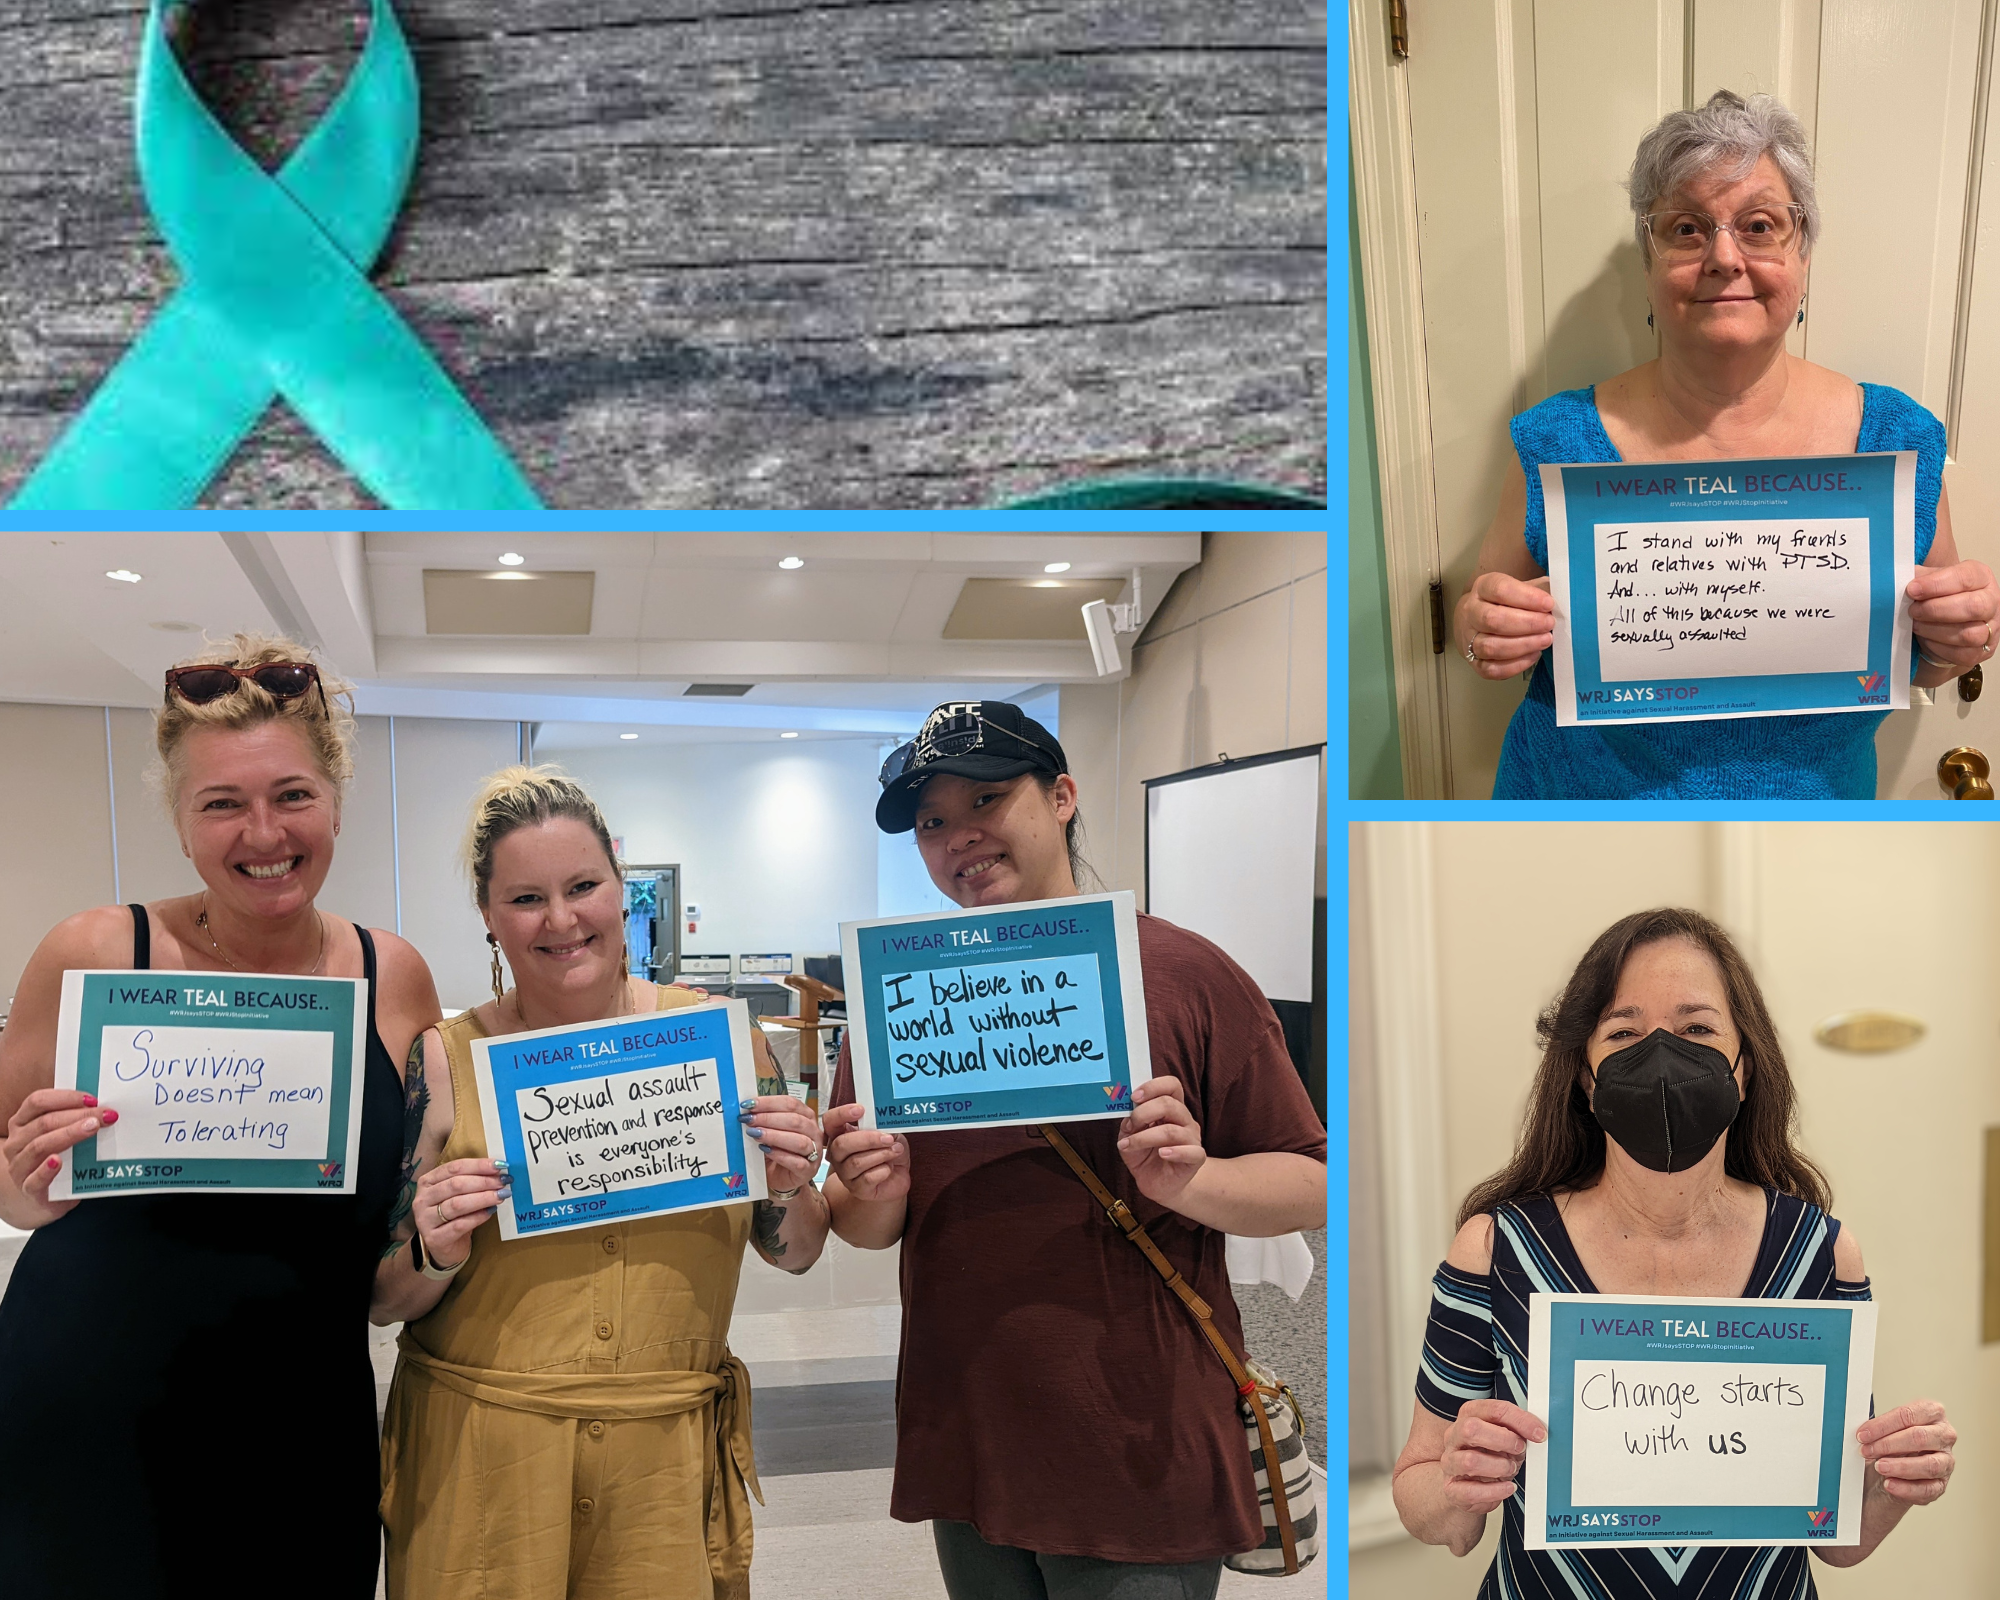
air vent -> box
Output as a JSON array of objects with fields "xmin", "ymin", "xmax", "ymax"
[
  {"xmin": 941, "ymin": 578, "xmax": 1126, "ymax": 640},
  {"xmin": 683, "ymin": 683, "xmax": 755, "ymax": 697},
  {"xmin": 423, "ymin": 570, "xmax": 594, "ymax": 635}
]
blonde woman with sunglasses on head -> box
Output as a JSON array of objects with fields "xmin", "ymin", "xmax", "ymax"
[
  {"xmin": 372, "ymin": 766, "xmax": 827, "ymax": 1600},
  {"xmin": 0, "ymin": 634, "xmax": 442, "ymax": 1599}
]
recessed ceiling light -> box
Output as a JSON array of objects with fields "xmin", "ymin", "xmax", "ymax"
[
  {"xmin": 780, "ymin": 731, "xmax": 800, "ymax": 739},
  {"xmin": 497, "ymin": 552, "xmax": 525, "ymax": 566},
  {"xmin": 105, "ymin": 569, "xmax": 142, "ymax": 583},
  {"xmin": 619, "ymin": 732, "xmax": 639, "ymax": 740},
  {"xmin": 778, "ymin": 556, "xmax": 805, "ymax": 570},
  {"xmin": 1044, "ymin": 562, "xmax": 1072, "ymax": 573}
]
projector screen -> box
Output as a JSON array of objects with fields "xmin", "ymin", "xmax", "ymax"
[{"xmin": 1144, "ymin": 747, "xmax": 1322, "ymax": 1002}]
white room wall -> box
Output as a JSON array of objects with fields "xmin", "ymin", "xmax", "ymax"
[
  {"xmin": 553, "ymin": 737, "xmax": 884, "ymax": 964},
  {"xmin": 1060, "ymin": 531, "xmax": 1327, "ymax": 903}
]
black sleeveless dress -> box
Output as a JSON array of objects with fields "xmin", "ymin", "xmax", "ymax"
[{"xmin": 0, "ymin": 906, "xmax": 405, "ymax": 1598}]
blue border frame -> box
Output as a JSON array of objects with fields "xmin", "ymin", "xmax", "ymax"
[{"xmin": 1554, "ymin": 454, "xmax": 1905, "ymax": 723}]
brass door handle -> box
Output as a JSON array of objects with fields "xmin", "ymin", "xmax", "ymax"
[{"xmin": 1938, "ymin": 746, "xmax": 1994, "ymax": 800}]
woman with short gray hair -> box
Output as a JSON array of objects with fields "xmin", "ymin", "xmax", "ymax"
[{"xmin": 1453, "ymin": 89, "xmax": 2000, "ymax": 798}]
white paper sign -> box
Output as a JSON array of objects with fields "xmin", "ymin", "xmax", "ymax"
[
  {"xmin": 92, "ymin": 1024, "xmax": 336, "ymax": 1160},
  {"xmin": 1568, "ymin": 1359, "xmax": 1824, "ymax": 1506},
  {"xmin": 1594, "ymin": 519, "xmax": 1869, "ymax": 681},
  {"xmin": 513, "ymin": 1056, "xmax": 731, "ymax": 1207}
]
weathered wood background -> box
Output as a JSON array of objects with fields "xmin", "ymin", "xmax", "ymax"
[{"xmin": 0, "ymin": 0, "xmax": 1326, "ymax": 508}]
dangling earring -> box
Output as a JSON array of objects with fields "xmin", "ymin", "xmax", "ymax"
[
  {"xmin": 1796, "ymin": 300, "xmax": 1806, "ymax": 327},
  {"xmin": 487, "ymin": 932, "xmax": 506, "ymax": 1003},
  {"xmin": 1646, "ymin": 308, "xmax": 1654, "ymax": 329}
]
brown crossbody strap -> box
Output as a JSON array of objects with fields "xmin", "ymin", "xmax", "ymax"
[{"xmin": 1038, "ymin": 1124, "xmax": 1300, "ymax": 1573}]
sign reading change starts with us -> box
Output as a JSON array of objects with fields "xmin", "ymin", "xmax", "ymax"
[
  {"xmin": 1526, "ymin": 1293, "xmax": 1877, "ymax": 1549},
  {"xmin": 52, "ymin": 969, "xmax": 367, "ymax": 1197},
  {"xmin": 1543, "ymin": 452, "xmax": 1916, "ymax": 726},
  {"xmin": 472, "ymin": 996, "xmax": 765, "ymax": 1240},
  {"xmin": 842, "ymin": 891, "xmax": 1151, "ymax": 1133}
]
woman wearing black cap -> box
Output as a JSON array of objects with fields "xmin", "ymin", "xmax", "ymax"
[{"xmin": 822, "ymin": 700, "xmax": 1327, "ymax": 1598}]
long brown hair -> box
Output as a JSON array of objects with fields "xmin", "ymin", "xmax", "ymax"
[{"xmin": 1456, "ymin": 907, "xmax": 1831, "ymax": 1226}]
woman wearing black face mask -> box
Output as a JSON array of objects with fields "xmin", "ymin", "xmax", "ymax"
[{"xmin": 1388, "ymin": 908, "xmax": 1958, "ymax": 1597}]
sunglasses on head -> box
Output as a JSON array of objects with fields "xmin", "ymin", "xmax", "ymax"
[
  {"xmin": 164, "ymin": 661, "xmax": 325, "ymax": 710},
  {"xmin": 879, "ymin": 708, "xmax": 1053, "ymax": 784}
]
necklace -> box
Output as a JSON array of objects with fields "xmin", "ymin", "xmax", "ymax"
[
  {"xmin": 505, "ymin": 972, "xmax": 638, "ymax": 1034},
  {"xmin": 196, "ymin": 895, "xmax": 327, "ymax": 976}
]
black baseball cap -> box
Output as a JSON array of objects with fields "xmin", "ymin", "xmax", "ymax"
[{"xmin": 875, "ymin": 700, "xmax": 1068, "ymax": 833}]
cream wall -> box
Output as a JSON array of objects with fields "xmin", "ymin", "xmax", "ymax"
[
  {"xmin": 0, "ymin": 703, "xmax": 523, "ymax": 1018},
  {"xmin": 1059, "ymin": 531, "xmax": 1328, "ymax": 902},
  {"xmin": 1352, "ymin": 822, "xmax": 2000, "ymax": 1600}
]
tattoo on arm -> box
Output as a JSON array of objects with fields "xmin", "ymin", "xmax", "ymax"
[
  {"xmin": 752, "ymin": 1198, "xmax": 811, "ymax": 1273},
  {"xmin": 380, "ymin": 1032, "xmax": 431, "ymax": 1262},
  {"xmin": 750, "ymin": 1046, "xmax": 809, "ymax": 1270}
]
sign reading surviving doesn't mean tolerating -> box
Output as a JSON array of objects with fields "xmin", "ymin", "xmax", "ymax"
[
  {"xmin": 841, "ymin": 890, "xmax": 1151, "ymax": 1132},
  {"xmin": 1525, "ymin": 1293, "xmax": 1877, "ymax": 1549},
  {"xmin": 1543, "ymin": 452, "xmax": 1915, "ymax": 726},
  {"xmin": 51, "ymin": 969, "xmax": 367, "ymax": 1197},
  {"xmin": 472, "ymin": 996, "xmax": 765, "ymax": 1240}
]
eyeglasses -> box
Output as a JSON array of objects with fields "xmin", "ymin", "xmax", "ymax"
[
  {"xmin": 164, "ymin": 661, "xmax": 326, "ymax": 711},
  {"xmin": 1642, "ymin": 204, "xmax": 1805, "ymax": 260},
  {"xmin": 879, "ymin": 706, "xmax": 1055, "ymax": 784}
]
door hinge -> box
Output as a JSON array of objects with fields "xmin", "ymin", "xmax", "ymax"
[
  {"xmin": 1428, "ymin": 578, "xmax": 1446, "ymax": 654},
  {"xmin": 1389, "ymin": 0, "xmax": 1410, "ymax": 59}
]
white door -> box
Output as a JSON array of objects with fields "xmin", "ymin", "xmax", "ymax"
[{"xmin": 1354, "ymin": 0, "xmax": 2000, "ymax": 799}]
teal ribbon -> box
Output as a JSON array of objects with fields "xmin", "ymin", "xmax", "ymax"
[
  {"xmin": 1004, "ymin": 478, "xmax": 1325, "ymax": 510},
  {"xmin": 11, "ymin": 0, "xmax": 541, "ymax": 509}
]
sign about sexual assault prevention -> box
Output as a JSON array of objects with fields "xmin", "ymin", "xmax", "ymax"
[
  {"xmin": 1524, "ymin": 1293, "xmax": 1877, "ymax": 1549},
  {"xmin": 51, "ymin": 969, "xmax": 365, "ymax": 1197},
  {"xmin": 840, "ymin": 890, "xmax": 1151, "ymax": 1133},
  {"xmin": 1542, "ymin": 452, "xmax": 1914, "ymax": 726},
  {"xmin": 471, "ymin": 997, "xmax": 765, "ymax": 1240}
]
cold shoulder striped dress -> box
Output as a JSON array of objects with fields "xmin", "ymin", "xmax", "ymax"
[{"xmin": 1417, "ymin": 1189, "xmax": 1872, "ymax": 1600}]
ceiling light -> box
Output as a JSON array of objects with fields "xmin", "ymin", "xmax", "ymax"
[
  {"xmin": 778, "ymin": 556, "xmax": 805, "ymax": 570},
  {"xmin": 1044, "ymin": 561, "xmax": 1071, "ymax": 573},
  {"xmin": 497, "ymin": 552, "xmax": 525, "ymax": 566},
  {"xmin": 780, "ymin": 731, "xmax": 800, "ymax": 739},
  {"xmin": 620, "ymin": 732, "xmax": 639, "ymax": 740},
  {"xmin": 105, "ymin": 569, "xmax": 142, "ymax": 583}
]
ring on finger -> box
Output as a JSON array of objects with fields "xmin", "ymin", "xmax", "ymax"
[
  {"xmin": 1464, "ymin": 637, "xmax": 1479, "ymax": 665},
  {"xmin": 435, "ymin": 1199, "xmax": 448, "ymax": 1226}
]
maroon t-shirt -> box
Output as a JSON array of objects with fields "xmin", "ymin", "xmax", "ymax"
[{"xmin": 829, "ymin": 912, "xmax": 1327, "ymax": 1562}]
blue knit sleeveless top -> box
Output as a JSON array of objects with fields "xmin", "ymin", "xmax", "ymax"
[{"xmin": 1494, "ymin": 383, "xmax": 1943, "ymax": 798}]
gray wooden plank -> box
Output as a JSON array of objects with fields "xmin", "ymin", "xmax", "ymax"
[{"xmin": 0, "ymin": 0, "xmax": 1327, "ymax": 507}]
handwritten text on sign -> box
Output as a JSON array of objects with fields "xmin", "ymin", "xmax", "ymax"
[
  {"xmin": 880, "ymin": 952, "xmax": 1110, "ymax": 1097},
  {"xmin": 515, "ymin": 1058, "xmax": 728, "ymax": 1206},
  {"xmin": 92, "ymin": 1025, "xmax": 334, "ymax": 1159},
  {"xmin": 1571, "ymin": 1357, "xmax": 1824, "ymax": 1506},
  {"xmin": 1595, "ymin": 519, "xmax": 1868, "ymax": 681}
]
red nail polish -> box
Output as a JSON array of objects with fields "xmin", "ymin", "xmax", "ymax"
[
  {"xmin": 45, "ymin": 1158, "xmax": 58, "ymax": 1171},
  {"xmin": 81, "ymin": 1095, "xmax": 97, "ymax": 1107},
  {"xmin": 101, "ymin": 1109, "xmax": 119, "ymax": 1125}
]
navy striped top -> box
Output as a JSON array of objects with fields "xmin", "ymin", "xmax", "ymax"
[{"xmin": 1417, "ymin": 1189, "xmax": 1872, "ymax": 1600}]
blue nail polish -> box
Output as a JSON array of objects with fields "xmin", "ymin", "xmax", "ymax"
[
  {"xmin": 492, "ymin": 1160, "xmax": 511, "ymax": 1176},
  {"xmin": 744, "ymin": 1127, "xmax": 765, "ymax": 1140},
  {"xmin": 738, "ymin": 1098, "xmax": 758, "ymax": 1113}
]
